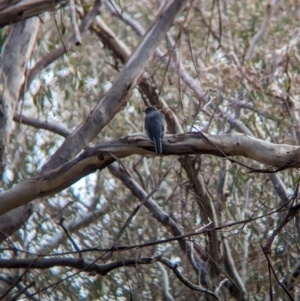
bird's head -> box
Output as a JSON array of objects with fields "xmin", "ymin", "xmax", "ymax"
[{"xmin": 144, "ymin": 106, "xmax": 159, "ymax": 114}]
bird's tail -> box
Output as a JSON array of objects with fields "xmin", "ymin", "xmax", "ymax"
[{"xmin": 153, "ymin": 135, "xmax": 162, "ymax": 155}]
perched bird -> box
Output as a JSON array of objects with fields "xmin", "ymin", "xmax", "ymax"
[{"xmin": 144, "ymin": 106, "xmax": 166, "ymax": 155}]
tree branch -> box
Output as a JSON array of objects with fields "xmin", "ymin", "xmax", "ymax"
[
  {"xmin": 0, "ymin": 257, "xmax": 155, "ymax": 275},
  {"xmin": 0, "ymin": 203, "xmax": 33, "ymax": 243},
  {"xmin": 157, "ymin": 262, "xmax": 175, "ymax": 301},
  {"xmin": 25, "ymin": 0, "xmax": 102, "ymax": 90},
  {"xmin": 245, "ymin": 1, "xmax": 279, "ymax": 60},
  {"xmin": 90, "ymin": 14, "xmax": 183, "ymax": 135},
  {"xmin": 158, "ymin": 257, "xmax": 219, "ymax": 300},
  {"xmin": 69, "ymin": 0, "xmax": 81, "ymax": 45},
  {"xmin": 0, "ymin": 0, "xmax": 68, "ymax": 27},
  {"xmin": 40, "ymin": 0, "xmax": 188, "ymax": 173},
  {"xmin": 0, "ymin": 17, "xmax": 39, "ymax": 177},
  {"xmin": 13, "ymin": 113, "xmax": 71, "ymax": 137},
  {"xmin": 0, "ymin": 132, "xmax": 300, "ymax": 215},
  {"xmin": 0, "ymin": 255, "xmax": 219, "ymax": 299},
  {"xmin": 36, "ymin": 206, "xmax": 108, "ymax": 254}
]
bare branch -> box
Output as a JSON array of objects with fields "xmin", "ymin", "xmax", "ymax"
[
  {"xmin": 91, "ymin": 14, "xmax": 183, "ymax": 134},
  {"xmin": 40, "ymin": 0, "xmax": 187, "ymax": 174},
  {"xmin": 108, "ymin": 162, "xmax": 209, "ymax": 276},
  {"xmin": 36, "ymin": 206, "xmax": 108, "ymax": 254},
  {"xmin": 0, "ymin": 17, "xmax": 39, "ymax": 177},
  {"xmin": 0, "ymin": 255, "xmax": 218, "ymax": 299},
  {"xmin": 13, "ymin": 113, "xmax": 71, "ymax": 137},
  {"xmin": 0, "ymin": 203, "xmax": 33, "ymax": 243},
  {"xmin": 158, "ymin": 257, "xmax": 218, "ymax": 300},
  {"xmin": 283, "ymin": 261, "xmax": 300, "ymax": 294},
  {"xmin": 0, "ymin": 257, "xmax": 39, "ymax": 300},
  {"xmin": 0, "ymin": 0, "xmax": 68, "ymax": 27},
  {"xmin": 69, "ymin": 0, "xmax": 82, "ymax": 45},
  {"xmin": 106, "ymin": 0, "xmax": 209, "ymax": 104},
  {"xmin": 261, "ymin": 183, "xmax": 300, "ymax": 300},
  {"xmin": 58, "ymin": 217, "xmax": 82, "ymax": 258},
  {"xmin": 157, "ymin": 262, "xmax": 175, "ymax": 301},
  {"xmin": 26, "ymin": 0, "xmax": 102, "ymax": 90},
  {"xmin": 0, "ymin": 257, "xmax": 156, "ymax": 275},
  {"xmin": 223, "ymin": 238, "xmax": 247, "ymax": 299},
  {"xmin": 245, "ymin": 1, "xmax": 280, "ymax": 60},
  {"xmin": 10, "ymin": 281, "xmax": 35, "ymax": 301},
  {"xmin": 1, "ymin": 209, "xmax": 288, "ymax": 258},
  {"xmin": 104, "ymin": 0, "xmax": 145, "ymax": 36},
  {"xmin": 111, "ymin": 160, "xmax": 175, "ymax": 247},
  {"xmin": 1, "ymin": 132, "xmax": 300, "ymax": 215},
  {"xmin": 262, "ymin": 246, "xmax": 295, "ymax": 301}
]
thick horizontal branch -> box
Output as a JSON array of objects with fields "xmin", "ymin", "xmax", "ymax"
[
  {"xmin": 0, "ymin": 0, "xmax": 68, "ymax": 28},
  {"xmin": 0, "ymin": 257, "xmax": 155, "ymax": 275},
  {"xmin": 0, "ymin": 256, "xmax": 218, "ymax": 299},
  {"xmin": 0, "ymin": 132, "xmax": 299, "ymax": 216}
]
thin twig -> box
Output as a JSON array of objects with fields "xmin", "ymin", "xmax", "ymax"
[
  {"xmin": 53, "ymin": 7, "xmax": 68, "ymax": 55},
  {"xmin": 0, "ymin": 257, "xmax": 39, "ymax": 300},
  {"xmin": 9, "ymin": 281, "xmax": 35, "ymax": 301},
  {"xmin": 262, "ymin": 247, "xmax": 295, "ymax": 301},
  {"xmin": 25, "ymin": 252, "xmax": 120, "ymax": 298},
  {"xmin": 111, "ymin": 157, "xmax": 177, "ymax": 247},
  {"xmin": 158, "ymin": 257, "xmax": 219, "ymax": 300},
  {"xmin": 216, "ymin": 0, "xmax": 222, "ymax": 47},
  {"xmin": 58, "ymin": 217, "xmax": 83, "ymax": 259},
  {"xmin": 261, "ymin": 181, "xmax": 300, "ymax": 301},
  {"xmin": 193, "ymin": 238, "xmax": 245, "ymax": 294},
  {"xmin": 26, "ymin": 0, "xmax": 101, "ymax": 90},
  {"xmin": 0, "ymin": 205, "xmax": 290, "ymax": 258},
  {"xmin": 205, "ymin": 0, "xmax": 216, "ymax": 60}
]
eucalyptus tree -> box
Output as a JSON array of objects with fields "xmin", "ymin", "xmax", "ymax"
[{"xmin": 0, "ymin": 0, "xmax": 299, "ymax": 300}]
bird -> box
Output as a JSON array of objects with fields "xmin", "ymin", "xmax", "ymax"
[{"xmin": 144, "ymin": 106, "xmax": 166, "ymax": 155}]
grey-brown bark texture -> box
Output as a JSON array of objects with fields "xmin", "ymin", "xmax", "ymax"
[
  {"xmin": 0, "ymin": 17, "xmax": 39, "ymax": 250},
  {"xmin": 0, "ymin": 17, "xmax": 39, "ymax": 178},
  {"xmin": 0, "ymin": 0, "xmax": 300, "ymax": 300},
  {"xmin": 0, "ymin": 0, "xmax": 67, "ymax": 27}
]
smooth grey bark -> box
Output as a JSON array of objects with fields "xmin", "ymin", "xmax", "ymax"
[
  {"xmin": 0, "ymin": 203, "xmax": 33, "ymax": 243},
  {"xmin": 40, "ymin": 0, "xmax": 188, "ymax": 173},
  {"xmin": 0, "ymin": 132, "xmax": 299, "ymax": 216},
  {"xmin": 0, "ymin": 17, "xmax": 39, "ymax": 178},
  {"xmin": 0, "ymin": 1, "xmax": 100, "ymax": 243},
  {"xmin": 0, "ymin": 17, "xmax": 39, "ymax": 243},
  {"xmin": 0, "ymin": 0, "xmax": 67, "ymax": 27}
]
